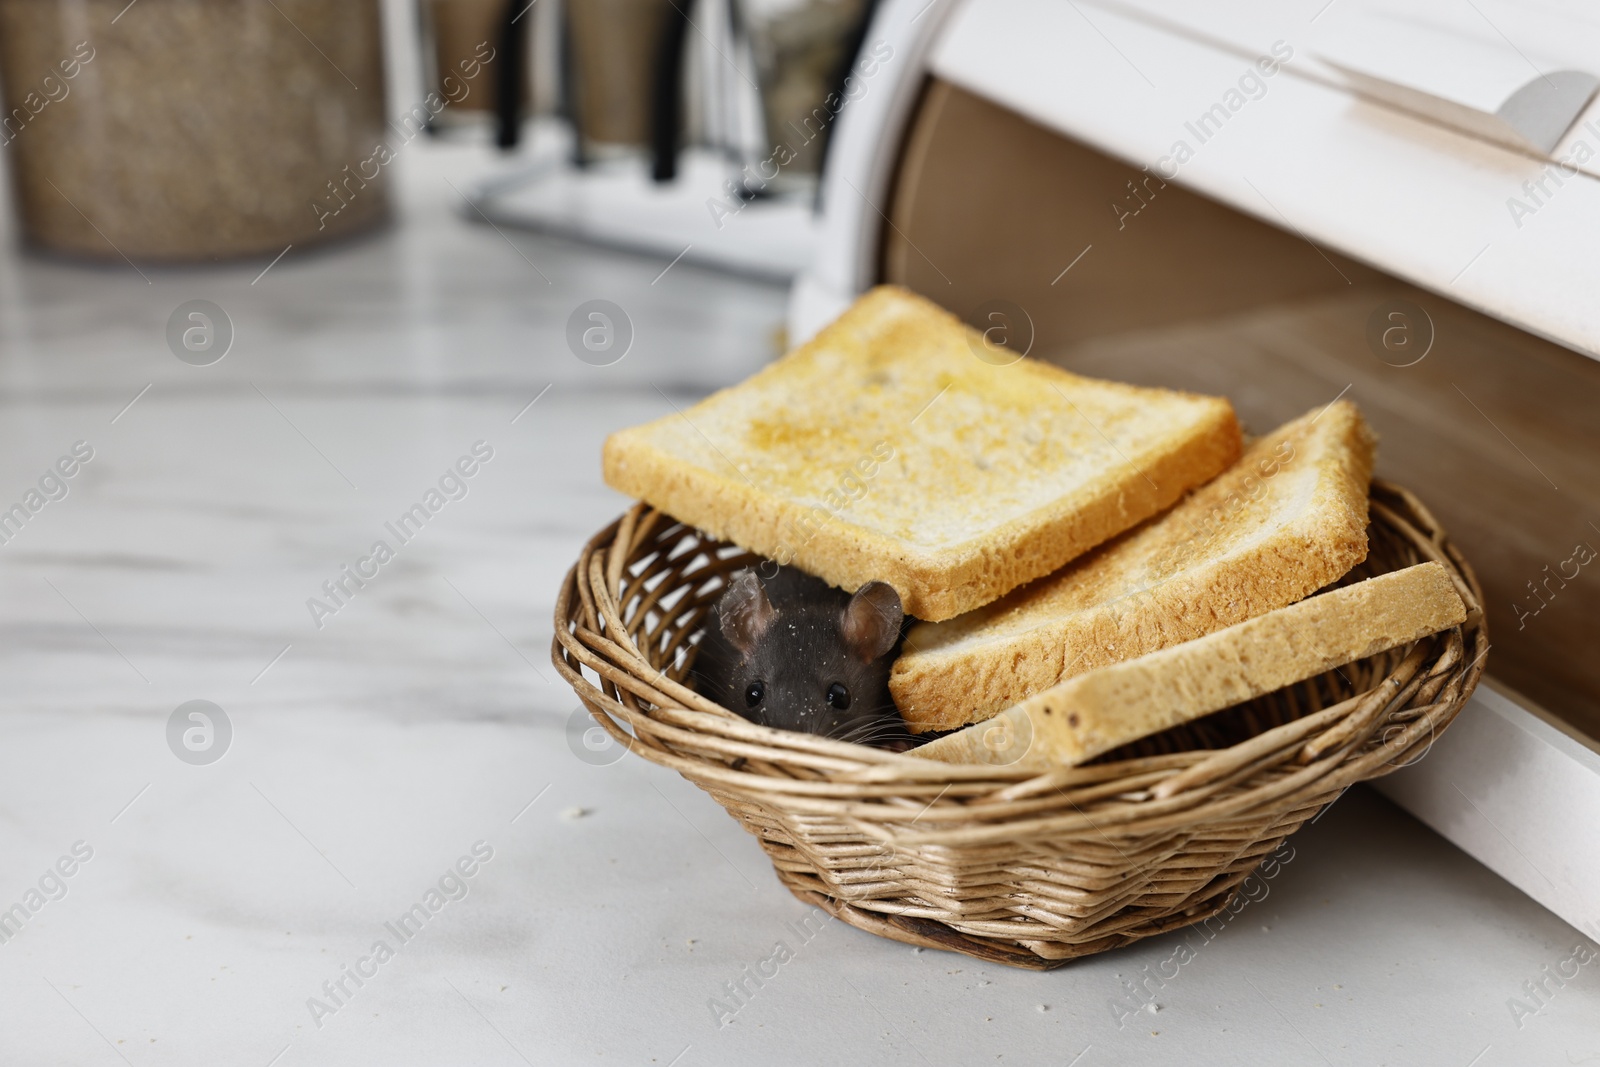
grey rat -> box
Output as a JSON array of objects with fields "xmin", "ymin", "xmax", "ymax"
[{"xmin": 692, "ymin": 565, "xmax": 917, "ymax": 751}]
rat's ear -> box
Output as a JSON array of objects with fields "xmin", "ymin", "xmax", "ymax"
[
  {"xmin": 841, "ymin": 581, "xmax": 903, "ymax": 662},
  {"xmin": 718, "ymin": 569, "xmax": 776, "ymax": 655}
]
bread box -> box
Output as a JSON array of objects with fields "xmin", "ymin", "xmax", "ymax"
[{"xmin": 794, "ymin": 0, "xmax": 1600, "ymax": 939}]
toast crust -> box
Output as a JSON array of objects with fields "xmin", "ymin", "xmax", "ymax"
[
  {"xmin": 912, "ymin": 561, "xmax": 1467, "ymax": 768},
  {"xmin": 891, "ymin": 401, "xmax": 1377, "ymax": 731},
  {"xmin": 603, "ymin": 286, "xmax": 1241, "ymax": 621}
]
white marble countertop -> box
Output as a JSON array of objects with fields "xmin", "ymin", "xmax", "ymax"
[{"xmin": 0, "ymin": 141, "xmax": 1595, "ymax": 1067}]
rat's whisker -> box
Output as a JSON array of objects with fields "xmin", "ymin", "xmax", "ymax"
[{"xmin": 833, "ymin": 717, "xmax": 917, "ymax": 748}]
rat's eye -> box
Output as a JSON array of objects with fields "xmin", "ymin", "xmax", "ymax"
[
  {"xmin": 826, "ymin": 683, "xmax": 851, "ymax": 710},
  {"xmin": 745, "ymin": 681, "xmax": 765, "ymax": 707}
]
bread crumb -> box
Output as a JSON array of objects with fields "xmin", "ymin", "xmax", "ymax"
[
  {"xmin": 1035, "ymin": 1004, "xmax": 1048, "ymax": 1013},
  {"xmin": 560, "ymin": 807, "xmax": 589, "ymax": 820}
]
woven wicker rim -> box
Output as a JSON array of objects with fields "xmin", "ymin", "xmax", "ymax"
[{"xmin": 552, "ymin": 480, "xmax": 1487, "ymax": 968}]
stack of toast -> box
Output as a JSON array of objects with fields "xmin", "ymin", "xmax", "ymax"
[{"xmin": 603, "ymin": 286, "xmax": 1467, "ymax": 768}]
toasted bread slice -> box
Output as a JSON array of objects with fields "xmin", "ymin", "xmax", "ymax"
[
  {"xmin": 914, "ymin": 562, "xmax": 1466, "ymax": 769},
  {"xmin": 891, "ymin": 401, "xmax": 1376, "ymax": 730},
  {"xmin": 603, "ymin": 286, "xmax": 1241, "ymax": 621}
]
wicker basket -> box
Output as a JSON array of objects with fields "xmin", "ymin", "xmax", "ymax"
[{"xmin": 551, "ymin": 480, "xmax": 1486, "ymax": 970}]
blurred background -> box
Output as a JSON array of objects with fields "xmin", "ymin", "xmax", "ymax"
[{"xmin": 0, "ymin": 0, "xmax": 873, "ymax": 277}]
